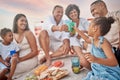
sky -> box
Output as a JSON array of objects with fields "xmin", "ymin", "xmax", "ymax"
[{"xmin": 0, "ymin": 0, "xmax": 120, "ymax": 33}]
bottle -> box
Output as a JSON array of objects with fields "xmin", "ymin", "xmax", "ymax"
[
  {"xmin": 10, "ymin": 50, "xmax": 16, "ymax": 56},
  {"xmin": 64, "ymin": 20, "xmax": 76, "ymax": 34},
  {"xmin": 71, "ymin": 57, "xmax": 80, "ymax": 74}
]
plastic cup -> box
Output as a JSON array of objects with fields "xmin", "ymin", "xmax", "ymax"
[{"xmin": 10, "ymin": 50, "xmax": 16, "ymax": 56}]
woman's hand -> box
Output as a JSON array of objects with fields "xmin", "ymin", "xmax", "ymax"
[
  {"xmin": 70, "ymin": 32, "xmax": 75, "ymax": 37},
  {"xmin": 77, "ymin": 34, "xmax": 81, "ymax": 39},
  {"xmin": 73, "ymin": 26, "xmax": 79, "ymax": 32},
  {"xmin": 84, "ymin": 53, "xmax": 97, "ymax": 63}
]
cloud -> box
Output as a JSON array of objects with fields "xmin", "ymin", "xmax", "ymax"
[{"xmin": 0, "ymin": 0, "xmax": 120, "ymax": 30}]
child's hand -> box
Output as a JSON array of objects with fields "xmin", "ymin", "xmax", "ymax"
[
  {"xmin": 13, "ymin": 54, "xmax": 18, "ymax": 57},
  {"xmin": 13, "ymin": 54, "xmax": 20, "ymax": 62},
  {"xmin": 84, "ymin": 53, "xmax": 97, "ymax": 63},
  {"xmin": 4, "ymin": 61, "xmax": 10, "ymax": 67},
  {"xmin": 5, "ymin": 57, "xmax": 11, "ymax": 63}
]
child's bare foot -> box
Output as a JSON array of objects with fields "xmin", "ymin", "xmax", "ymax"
[{"xmin": 40, "ymin": 56, "xmax": 46, "ymax": 64}]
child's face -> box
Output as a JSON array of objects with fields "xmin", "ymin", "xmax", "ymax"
[
  {"xmin": 17, "ymin": 16, "xmax": 27, "ymax": 30},
  {"xmin": 3, "ymin": 32, "xmax": 13, "ymax": 43}
]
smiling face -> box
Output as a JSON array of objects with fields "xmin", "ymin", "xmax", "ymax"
[
  {"xmin": 17, "ymin": 16, "xmax": 27, "ymax": 31},
  {"xmin": 69, "ymin": 9, "xmax": 79, "ymax": 21},
  {"xmin": 3, "ymin": 32, "xmax": 13, "ymax": 44},
  {"xmin": 90, "ymin": 4, "xmax": 102, "ymax": 17},
  {"xmin": 53, "ymin": 7, "xmax": 63, "ymax": 22},
  {"xmin": 90, "ymin": 1, "xmax": 108, "ymax": 18}
]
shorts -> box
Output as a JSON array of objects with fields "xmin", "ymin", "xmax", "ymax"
[
  {"xmin": 40, "ymin": 29, "xmax": 64, "ymax": 52},
  {"xmin": 70, "ymin": 37, "xmax": 84, "ymax": 48},
  {"xmin": 0, "ymin": 62, "xmax": 7, "ymax": 70},
  {"xmin": 49, "ymin": 38, "xmax": 63, "ymax": 52}
]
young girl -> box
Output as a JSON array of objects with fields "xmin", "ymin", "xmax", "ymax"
[
  {"xmin": 74, "ymin": 17, "xmax": 120, "ymax": 80},
  {"xmin": 0, "ymin": 28, "xmax": 19, "ymax": 80}
]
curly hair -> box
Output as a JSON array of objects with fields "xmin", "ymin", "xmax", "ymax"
[{"xmin": 65, "ymin": 4, "xmax": 80, "ymax": 19}]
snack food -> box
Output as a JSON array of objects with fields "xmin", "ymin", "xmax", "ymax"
[
  {"xmin": 25, "ymin": 75, "xmax": 37, "ymax": 80},
  {"xmin": 38, "ymin": 67, "xmax": 69, "ymax": 80},
  {"xmin": 52, "ymin": 61, "xmax": 64, "ymax": 68},
  {"xmin": 34, "ymin": 65, "xmax": 48, "ymax": 76}
]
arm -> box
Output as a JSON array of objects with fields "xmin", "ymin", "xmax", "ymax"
[
  {"xmin": 96, "ymin": 39, "xmax": 118, "ymax": 66},
  {"xmin": 0, "ymin": 56, "xmax": 10, "ymax": 66},
  {"xmin": 12, "ymin": 42, "xmax": 20, "ymax": 58},
  {"xmin": 51, "ymin": 25, "xmax": 60, "ymax": 32},
  {"xmin": 62, "ymin": 39, "xmax": 70, "ymax": 54},
  {"xmin": 52, "ymin": 24, "xmax": 68, "ymax": 32},
  {"xmin": 85, "ymin": 39, "xmax": 118, "ymax": 66},
  {"xmin": 62, "ymin": 31, "xmax": 70, "ymax": 54},
  {"xmin": 74, "ymin": 27, "xmax": 91, "ymax": 43},
  {"xmin": 0, "ymin": 55, "xmax": 5, "ymax": 64},
  {"xmin": 44, "ymin": 17, "xmax": 61, "ymax": 32},
  {"xmin": 19, "ymin": 31, "xmax": 38, "ymax": 62}
]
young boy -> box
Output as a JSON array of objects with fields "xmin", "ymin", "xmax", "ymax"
[{"xmin": 0, "ymin": 28, "xmax": 19, "ymax": 80}]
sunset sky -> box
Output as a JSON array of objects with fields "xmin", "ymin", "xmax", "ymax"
[{"xmin": 0, "ymin": 0, "xmax": 120, "ymax": 33}]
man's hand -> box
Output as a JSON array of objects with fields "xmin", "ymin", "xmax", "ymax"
[
  {"xmin": 62, "ymin": 39, "xmax": 70, "ymax": 54},
  {"xmin": 60, "ymin": 24, "xmax": 68, "ymax": 32}
]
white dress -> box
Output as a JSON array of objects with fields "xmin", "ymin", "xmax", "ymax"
[{"xmin": 13, "ymin": 36, "xmax": 38, "ymax": 78}]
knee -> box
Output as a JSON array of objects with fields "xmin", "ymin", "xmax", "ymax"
[
  {"xmin": 0, "ymin": 68, "xmax": 8, "ymax": 78},
  {"xmin": 39, "ymin": 30, "xmax": 48, "ymax": 39}
]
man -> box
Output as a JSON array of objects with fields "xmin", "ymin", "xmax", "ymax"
[
  {"xmin": 39, "ymin": 5, "xmax": 70, "ymax": 66},
  {"xmin": 90, "ymin": 0, "xmax": 120, "ymax": 65}
]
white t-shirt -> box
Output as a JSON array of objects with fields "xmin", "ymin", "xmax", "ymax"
[
  {"xmin": 42, "ymin": 16, "xmax": 70, "ymax": 51},
  {"xmin": 0, "ymin": 41, "xmax": 20, "ymax": 60},
  {"xmin": 43, "ymin": 16, "xmax": 69, "ymax": 41},
  {"xmin": 105, "ymin": 10, "xmax": 120, "ymax": 48}
]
